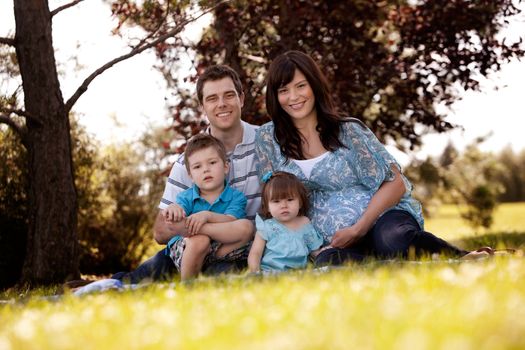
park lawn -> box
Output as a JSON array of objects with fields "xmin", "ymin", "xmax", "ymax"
[
  {"xmin": 1, "ymin": 204, "xmax": 524, "ymax": 350},
  {"xmin": 424, "ymin": 202, "xmax": 525, "ymax": 241}
]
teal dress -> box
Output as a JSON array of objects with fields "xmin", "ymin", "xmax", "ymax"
[{"xmin": 256, "ymin": 215, "xmax": 323, "ymax": 271}]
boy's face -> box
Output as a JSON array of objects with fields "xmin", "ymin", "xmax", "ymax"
[
  {"xmin": 187, "ymin": 146, "xmax": 229, "ymax": 195},
  {"xmin": 201, "ymin": 77, "xmax": 244, "ymax": 133}
]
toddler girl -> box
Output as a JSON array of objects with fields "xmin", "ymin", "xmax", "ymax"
[{"xmin": 248, "ymin": 171, "xmax": 323, "ymax": 272}]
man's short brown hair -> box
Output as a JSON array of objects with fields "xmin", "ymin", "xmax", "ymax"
[
  {"xmin": 184, "ymin": 133, "xmax": 228, "ymax": 173},
  {"xmin": 196, "ymin": 65, "xmax": 243, "ymax": 104}
]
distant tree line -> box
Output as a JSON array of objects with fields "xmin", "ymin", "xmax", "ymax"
[{"xmin": 405, "ymin": 138, "xmax": 525, "ymax": 229}]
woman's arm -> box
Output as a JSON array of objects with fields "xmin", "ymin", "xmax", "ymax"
[
  {"xmin": 255, "ymin": 126, "xmax": 275, "ymax": 179},
  {"xmin": 248, "ymin": 234, "xmax": 266, "ymax": 272},
  {"xmin": 331, "ymin": 165, "xmax": 406, "ymax": 248}
]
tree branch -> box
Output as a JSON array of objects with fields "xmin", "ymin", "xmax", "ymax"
[
  {"xmin": 0, "ymin": 113, "xmax": 28, "ymax": 145},
  {"xmin": 65, "ymin": 0, "xmax": 229, "ymax": 112},
  {"xmin": 129, "ymin": 0, "xmax": 171, "ymax": 51},
  {"xmin": 0, "ymin": 36, "xmax": 15, "ymax": 46},
  {"xmin": 50, "ymin": 0, "xmax": 84, "ymax": 17},
  {"xmin": 0, "ymin": 107, "xmax": 43, "ymax": 126}
]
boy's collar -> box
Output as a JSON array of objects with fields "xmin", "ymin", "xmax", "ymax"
[{"xmin": 190, "ymin": 181, "xmax": 231, "ymax": 202}]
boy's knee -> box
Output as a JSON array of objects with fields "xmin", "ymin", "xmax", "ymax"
[
  {"xmin": 238, "ymin": 219, "xmax": 255, "ymax": 243},
  {"xmin": 185, "ymin": 235, "xmax": 211, "ymax": 254}
]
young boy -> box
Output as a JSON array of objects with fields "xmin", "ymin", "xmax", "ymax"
[{"xmin": 163, "ymin": 133, "xmax": 252, "ymax": 280}]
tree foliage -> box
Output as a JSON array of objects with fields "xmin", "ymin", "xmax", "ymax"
[
  {"xmin": 0, "ymin": 127, "xmax": 28, "ymax": 289},
  {"xmin": 0, "ymin": 120, "xmax": 168, "ymax": 288},
  {"xmin": 0, "ymin": 0, "xmax": 216, "ymax": 285},
  {"xmin": 117, "ymin": 0, "xmax": 524, "ymax": 150},
  {"xmin": 75, "ymin": 129, "xmax": 168, "ymax": 274},
  {"xmin": 494, "ymin": 146, "xmax": 525, "ymax": 202},
  {"xmin": 406, "ymin": 138, "xmax": 505, "ymax": 230}
]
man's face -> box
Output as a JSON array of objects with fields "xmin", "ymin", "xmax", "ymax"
[{"xmin": 201, "ymin": 77, "xmax": 244, "ymax": 132}]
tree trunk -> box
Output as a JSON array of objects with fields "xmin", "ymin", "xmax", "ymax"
[{"xmin": 14, "ymin": 0, "xmax": 79, "ymax": 284}]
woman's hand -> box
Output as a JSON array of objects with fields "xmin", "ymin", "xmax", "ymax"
[{"xmin": 331, "ymin": 224, "xmax": 366, "ymax": 248}]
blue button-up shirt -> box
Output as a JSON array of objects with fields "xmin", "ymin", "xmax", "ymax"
[{"xmin": 165, "ymin": 183, "xmax": 247, "ymax": 250}]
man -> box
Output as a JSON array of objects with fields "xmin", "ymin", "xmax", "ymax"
[{"xmin": 113, "ymin": 65, "xmax": 261, "ymax": 283}]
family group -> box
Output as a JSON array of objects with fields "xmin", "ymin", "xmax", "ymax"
[{"xmin": 111, "ymin": 50, "xmax": 488, "ymax": 284}]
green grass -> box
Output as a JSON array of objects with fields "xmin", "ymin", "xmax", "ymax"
[
  {"xmin": 425, "ymin": 202, "xmax": 525, "ymax": 240},
  {"xmin": 1, "ymin": 203, "xmax": 525, "ymax": 350}
]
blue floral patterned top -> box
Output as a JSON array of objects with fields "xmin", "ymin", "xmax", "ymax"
[
  {"xmin": 255, "ymin": 215, "xmax": 323, "ymax": 271},
  {"xmin": 255, "ymin": 119, "xmax": 424, "ymax": 243}
]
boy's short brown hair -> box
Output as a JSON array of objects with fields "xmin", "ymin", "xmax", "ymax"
[
  {"xmin": 184, "ymin": 133, "xmax": 228, "ymax": 173},
  {"xmin": 260, "ymin": 171, "xmax": 309, "ymax": 219}
]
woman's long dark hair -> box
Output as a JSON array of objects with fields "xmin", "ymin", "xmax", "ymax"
[{"xmin": 266, "ymin": 50, "xmax": 346, "ymax": 160}]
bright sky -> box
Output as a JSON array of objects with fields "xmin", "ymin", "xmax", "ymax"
[{"xmin": 1, "ymin": 0, "xmax": 524, "ymax": 165}]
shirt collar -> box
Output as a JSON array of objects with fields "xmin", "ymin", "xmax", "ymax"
[
  {"xmin": 204, "ymin": 120, "xmax": 257, "ymax": 147},
  {"xmin": 190, "ymin": 181, "xmax": 233, "ymax": 203}
]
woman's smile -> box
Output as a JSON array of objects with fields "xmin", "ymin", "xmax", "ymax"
[{"xmin": 277, "ymin": 69, "xmax": 317, "ymax": 122}]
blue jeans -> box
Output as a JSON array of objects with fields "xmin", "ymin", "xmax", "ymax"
[
  {"xmin": 111, "ymin": 249, "xmax": 176, "ymax": 283},
  {"xmin": 314, "ymin": 210, "xmax": 468, "ymax": 266},
  {"xmin": 112, "ymin": 248, "xmax": 247, "ymax": 283}
]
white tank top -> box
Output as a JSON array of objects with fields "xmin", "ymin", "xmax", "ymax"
[{"xmin": 293, "ymin": 152, "xmax": 329, "ymax": 179}]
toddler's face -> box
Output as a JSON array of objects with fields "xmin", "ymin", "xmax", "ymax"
[{"xmin": 268, "ymin": 195, "xmax": 301, "ymax": 223}]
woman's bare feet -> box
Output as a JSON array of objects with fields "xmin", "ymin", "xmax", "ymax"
[{"xmin": 460, "ymin": 247, "xmax": 494, "ymax": 260}]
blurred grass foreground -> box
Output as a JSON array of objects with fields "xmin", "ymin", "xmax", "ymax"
[{"xmin": 1, "ymin": 203, "xmax": 524, "ymax": 350}]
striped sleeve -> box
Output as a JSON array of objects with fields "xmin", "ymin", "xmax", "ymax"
[{"xmin": 158, "ymin": 155, "xmax": 193, "ymax": 210}]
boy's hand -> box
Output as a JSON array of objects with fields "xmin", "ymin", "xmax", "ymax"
[
  {"xmin": 185, "ymin": 211, "xmax": 210, "ymax": 235},
  {"xmin": 164, "ymin": 204, "xmax": 186, "ymax": 222}
]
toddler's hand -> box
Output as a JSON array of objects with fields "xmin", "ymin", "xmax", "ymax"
[{"xmin": 164, "ymin": 204, "xmax": 186, "ymax": 222}]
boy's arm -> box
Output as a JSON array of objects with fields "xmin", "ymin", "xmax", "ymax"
[
  {"xmin": 185, "ymin": 211, "xmax": 235, "ymax": 236},
  {"xmin": 198, "ymin": 219, "xmax": 254, "ymax": 244},
  {"xmin": 248, "ymin": 234, "xmax": 266, "ymax": 272},
  {"xmin": 196, "ymin": 191, "xmax": 251, "ymax": 242},
  {"xmin": 203, "ymin": 211, "xmax": 237, "ymax": 223}
]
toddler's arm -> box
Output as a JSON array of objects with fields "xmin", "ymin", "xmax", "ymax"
[{"xmin": 248, "ymin": 233, "xmax": 266, "ymax": 272}]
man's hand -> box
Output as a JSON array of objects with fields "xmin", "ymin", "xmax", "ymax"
[
  {"xmin": 164, "ymin": 204, "xmax": 186, "ymax": 222},
  {"xmin": 185, "ymin": 211, "xmax": 211, "ymax": 236}
]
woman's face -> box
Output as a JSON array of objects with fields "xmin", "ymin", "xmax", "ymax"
[{"xmin": 277, "ymin": 69, "xmax": 316, "ymax": 124}]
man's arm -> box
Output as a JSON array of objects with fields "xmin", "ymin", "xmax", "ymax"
[
  {"xmin": 153, "ymin": 211, "xmax": 188, "ymax": 244},
  {"xmin": 155, "ymin": 155, "xmax": 193, "ymax": 244}
]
